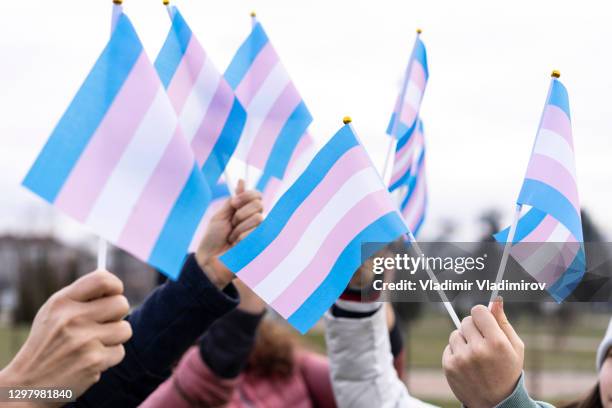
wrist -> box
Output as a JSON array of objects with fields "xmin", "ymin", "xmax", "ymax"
[{"xmin": 196, "ymin": 253, "xmax": 233, "ymax": 289}]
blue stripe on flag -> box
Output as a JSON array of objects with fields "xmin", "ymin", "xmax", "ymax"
[
  {"xmin": 493, "ymin": 207, "xmax": 547, "ymax": 243},
  {"xmin": 412, "ymin": 205, "xmax": 426, "ymax": 236},
  {"xmin": 22, "ymin": 14, "xmax": 143, "ymax": 203},
  {"xmin": 548, "ymin": 79, "xmax": 571, "ymax": 118},
  {"xmin": 547, "ymin": 245, "xmax": 586, "ymax": 302},
  {"xmin": 256, "ymin": 172, "xmax": 273, "ymax": 192},
  {"xmin": 224, "ymin": 22, "xmax": 269, "ymax": 90},
  {"xmin": 212, "ymin": 181, "xmax": 231, "ymax": 200},
  {"xmin": 220, "ymin": 125, "xmax": 360, "ymax": 272},
  {"xmin": 386, "ymin": 112, "xmax": 414, "ymax": 138},
  {"xmin": 262, "ymin": 101, "xmax": 313, "ymax": 180},
  {"xmin": 394, "ymin": 119, "xmax": 418, "ymax": 149},
  {"xmin": 148, "ymin": 164, "xmax": 212, "ymax": 280},
  {"xmin": 200, "ymin": 98, "xmax": 247, "ymax": 185},
  {"xmin": 154, "ymin": 7, "xmax": 193, "ymax": 89},
  {"xmin": 413, "ymin": 38, "xmax": 429, "ymax": 79},
  {"xmin": 391, "ymin": 145, "xmax": 424, "ymax": 193},
  {"xmin": 517, "ymin": 178, "xmax": 583, "ymax": 241},
  {"xmin": 287, "ymin": 211, "xmax": 408, "ymax": 334}
]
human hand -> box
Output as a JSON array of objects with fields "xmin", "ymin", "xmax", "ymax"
[
  {"xmin": 442, "ymin": 298, "xmax": 524, "ymax": 408},
  {"xmin": 196, "ymin": 180, "xmax": 263, "ymax": 289},
  {"xmin": 0, "ymin": 270, "xmax": 132, "ymax": 402}
]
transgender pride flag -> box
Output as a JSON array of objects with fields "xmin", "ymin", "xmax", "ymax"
[
  {"xmin": 397, "ymin": 119, "xmax": 427, "ymax": 235},
  {"xmin": 386, "ymin": 33, "xmax": 428, "ymax": 139},
  {"xmin": 220, "ymin": 123, "xmax": 408, "ymax": 333},
  {"xmin": 494, "ymin": 75, "xmax": 585, "ymax": 302},
  {"xmin": 22, "ymin": 11, "xmax": 210, "ymax": 280},
  {"xmin": 155, "ymin": 6, "xmax": 246, "ymax": 186},
  {"xmin": 225, "ymin": 16, "xmax": 313, "ymax": 182}
]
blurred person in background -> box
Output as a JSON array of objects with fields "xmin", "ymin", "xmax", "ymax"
[
  {"xmin": 560, "ymin": 318, "xmax": 612, "ymax": 408},
  {"xmin": 142, "ymin": 279, "xmax": 406, "ymax": 408},
  {"xmin": 324, "ymin": 248, "xmax": 437, "ymax": 408}
]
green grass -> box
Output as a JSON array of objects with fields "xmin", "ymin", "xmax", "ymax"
[{"xmin": 0, "ymin": 325, "xmax": 30, "ymax": 367}]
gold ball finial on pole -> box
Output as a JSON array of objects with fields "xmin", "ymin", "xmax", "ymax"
[
  {"xmin": 416, "ymin": 28, "xmax": 422, "ymax": 34},
  {"xmin": 551, "ymin": 70, "xmax": 561, "ymax": 78},
  {"xmin": 250, "ymin": 11, "xmax": 257, "ymax": 18},
  {"xmin": 343, "ymin": 116, "xmax": 352, "ymax": 125},
  {"xmin": 163, "ymin": 0, "xmax": 170, "ymax": 5},
  {"xmin": 113, "ymin": 0, "xmax": 123, "ymax": 4}
]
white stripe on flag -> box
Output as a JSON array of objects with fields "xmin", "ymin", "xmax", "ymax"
[
  {"xmin": 405, "ymin": 81, "xmax": 423, "ymax": 111},
  {"xmin": 234, "ymin": 62, "xmax": 290, "ymax": 159},
  {"xmin": 518, "ymin": 221, "xmax": 570, "ymax": 274},
  {"xmin": 178, "ymin": 59, "xmax": 222, "ymax": 143},
  {"xmin": 86, "ymin": 88, "xmax": 178, "ymax": 241},
  {"xmin": 533, "ymin": 129, "xmax": 576, "ymax": 176},
  {"xmin": 253, "ymin": 167, "xmax": 384, "ymax": 302}
]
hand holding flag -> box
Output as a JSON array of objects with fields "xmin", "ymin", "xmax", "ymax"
[{"xmin": 492, "ymin": 71, "xmax": 585, "ymax": 303}]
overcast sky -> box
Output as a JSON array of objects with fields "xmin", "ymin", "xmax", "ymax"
[{"xmin": 1, "ymin": 0, "xmax": 611, "ymax": 243}]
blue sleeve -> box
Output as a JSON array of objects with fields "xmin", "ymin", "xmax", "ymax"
[{"xmin": 72, "ymin": 254, "xmax": 239, "ymax": 407}]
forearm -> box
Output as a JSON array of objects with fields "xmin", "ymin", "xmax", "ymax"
[
  {"xmin": 199, "ymin": 308, "xmax": 264, "ymax": 379},
  {"xmin": 324, "ymin": 305, "xmax": 410, "ymax": 408}
]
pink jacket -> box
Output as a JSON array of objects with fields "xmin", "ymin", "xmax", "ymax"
[{"xmin": 140, "ymin": 346, "xmax": 337, "ymax": 408}]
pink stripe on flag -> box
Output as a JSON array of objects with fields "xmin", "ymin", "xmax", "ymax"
[
  {"xmin": 399, "ymin": 104, "xmax": 417, "ymax": 129},
  {"xmin": 55, "ymin": 54, "xmax": 158, "ymax": 221},
  {"xmin": 271, "ymin": 189, "xmax": 395, "ymax": 317},
  {"xmin": 390, "ymin": 136, "xmax": 417, "ymax": 186},
  {"xmin": 191, "ymin": 80, "xmax": 234, "ymax": 167},
  {"xmin": 238, "ymin": 147, "xmax": 372, "ymax": 287},
  {"xmin": 540, "ymin": 105, "xmax": 572, "ymax": 145},
  {"xmin": 234, "ymin": 42, "xmax": 278, "ymax": 107},
  {"xmin": 247, "ymin": 83, "xmax": 301, "ymax": 169},
  {"xmin": 409, "ymin": 61, "xmax": 427, "ymax": 90},
  {"xmin": 261, "ymin": 177, "xmax": 282, "ymax": 214},
  {"xmin": 525, "ymin": 154, "xmax": 579, "ymax": 211},
  {"xmin": 166, "ymin": 37, "xmax": 206, "ymax": 115},
  {"xmin": 403, "ymin": 172, "xmax": 426, "ymax": 231},
  {"xmin": 510, "ymin": 216, "xmax": 559, "ymax": 260},
  {"xmin": 117, "ymin": 128, "xmax": 194, "ymax": 259}
]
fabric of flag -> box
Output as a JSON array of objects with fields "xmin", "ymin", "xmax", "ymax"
[
  {"xmin": 257, "ymin": 132, "xmax": 316, "ymax": 213},
  {"xmin": 22, "ymin": 11, "xmax": 211, "ymax": 280},
  {"xmin": 188, "ymin": 181, "xmax": 231, "ymax": 252},
  {"xmin": 220, "ymin": 124, "xmax": 408, "ymax": 334},
  {"xmin": 155, "ymin": 6, "xmax": 246, "ymax": 186},
  {"xmin": 494, "ymin": 77, "xmax": 585, "ymax": 302},
  {"xmin": 386, "ymin": 35, "xmax": 428, "ymax": 139},
  {"xmin": 224, "ymin": 18, "xmax": 313, "ymax": 182},
  {"xmin": 396, "ymin": 119, "xmax": 427, "ymax": 236}
]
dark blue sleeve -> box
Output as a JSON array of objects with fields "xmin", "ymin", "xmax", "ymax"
[{"xmin": 72, "ymin": 254, "xmax": 239, "ymax": 408}]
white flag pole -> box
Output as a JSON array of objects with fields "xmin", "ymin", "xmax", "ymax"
[
  {"xmin": 344, "ymin": 117, "xmax": 461, "ymax": 330},
  {"xmin": 488, "ymin": 203, "xmax": 522, "ymax": 306},
  {"xmin": 242, "ymin": 11, "xmax": 259, "ymax": 188},
  {"xmin": 405, "ymin": 230, "xmax": 462, "ymax": 329},
  {"xmin": 381, "ymin": 29, "xmax": 422, "ymax": 182},
  {"xmin": 488, "ymin": 70, "xmax": 560, "ymax": 307},
  {"xmin": 96, "ymin": 0, "xmax": 124, "ymax": 270}
]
